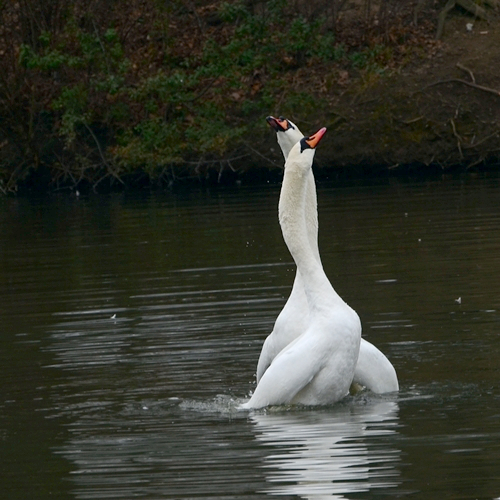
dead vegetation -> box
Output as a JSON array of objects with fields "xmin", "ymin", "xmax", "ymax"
[{"xmin": 0, "ymin": 1, "xmax": 499, "ymax": 193}]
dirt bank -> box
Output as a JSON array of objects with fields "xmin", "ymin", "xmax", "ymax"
[
  {"xmin": 1, "ymin": 2, "xmax": 499, "ymax": 193},
  {"xmin": 306, "ymin": 15, "xmax": 500, "ymax": 174}
]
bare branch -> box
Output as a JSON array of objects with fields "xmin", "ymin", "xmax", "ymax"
[
  {"xmin": 242, "ymin": 141, "xmax": 281, "ymax": 167},
  {"xmin": 450, "ymin": 118, "xmax": 463, "ymax": 159},
  {"xmin": 456, "ymin": 63, "xmax": 475, "ymax": 84},
  {"xmin": 423, "ymin": 78, "xmax": 500, "ymax": 97}
]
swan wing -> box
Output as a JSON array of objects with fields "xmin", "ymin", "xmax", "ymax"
[
  {"xmin": 353, "ymin": 339, "xmax": 399, "ymax": 393},
  {"xmin": 242, "ymin": 335, "xmax": 323, "ymax": 409},
  {"xmin": 256, "ymin": 278, "xmax": 310, "ymax": 383},
  {"xmin": 255, "ymin": 334, "xmax": 274, "ymax": 383}
]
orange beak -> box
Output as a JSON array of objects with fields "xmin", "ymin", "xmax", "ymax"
[
  {"xmin": 304, "ymin": 127, "xmax": 327, "ymax": 149},
  {"xmin": 276, "ymin": 117, "xmax": 290, "ymax": 130},
  {"xmin": 266, "ymin": 116, "xmax": 289, "ymax": 132}
]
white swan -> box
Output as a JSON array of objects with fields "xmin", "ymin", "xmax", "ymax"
[
  {"xmin": 241, "ymin": 128, "xmax": 361, "ymax": 408},
  {"xmin": 254, "ymin": 117, "xmax": 317, "ymax": 383},
  {"xmin": 256, "ymin": 116, "xmax": 398, "ymax": 394}
]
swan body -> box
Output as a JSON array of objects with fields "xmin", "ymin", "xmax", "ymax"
[
  {"xmin": 255, "ymin": 116, "xmax": 398, "ymax": 394},
  {"xmin": 241, "ymin": 129, "xmax": 361, "ymax": 409}
]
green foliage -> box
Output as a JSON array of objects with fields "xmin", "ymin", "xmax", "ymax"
[
  {"xmin": 219, "ymin": 0, "xmax": 345, "ymax": 68},
  {"xmin": 1, "ymin": 0, "xmax": 400, "ymax": 191},
  {"xmin": 348, "ymin": 45, "xmax": 392, "ymax": 73},
  {"xmin": 316, "ymin": 37, "xmax": 346, "ymax": 61},
  {"xmin": 111, "ymin": 0, "xmax": 347, "ymax": 172},
  {"xmin": 19, "ymin": 42, "xmax": 66, "ymax": 71}
]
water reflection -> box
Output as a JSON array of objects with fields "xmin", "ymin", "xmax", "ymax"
[{"xmin": 251, "ymin": 399, "xmax": 401, "ymax": 499}]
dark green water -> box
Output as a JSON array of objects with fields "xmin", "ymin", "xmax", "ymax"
[{"xmin": 1, "ymin": 176, "xmax": 500, "ymax": 499}]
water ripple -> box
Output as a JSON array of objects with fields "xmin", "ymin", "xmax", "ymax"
[{"xmin": 250, "ymin": 399, "xmax": 402, "ymax": 499}]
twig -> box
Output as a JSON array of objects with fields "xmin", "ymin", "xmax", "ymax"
[
  {"xmin": 401, "ymin": 116, "xmax": 424, "ymax": 125},
  {"xmin": 92, "ymin": 20, "xmax": 110, "ymax": 73},
  {"xmin": 92, "ymin": 172, "xmax": 111, "ymax": 192},
  {"xmin": 423, "ymin": 78, "xmax": 500, "ymax": 97},
  {"xmin": 53, "ymin": 161, "xmax": 78, "ymax": 187},
  {"xmin": 463, "ymin": 130, "xmax": 500, "ymax": 149},
  {"xmin": 466, "ymin": 157, "xmax": 485, "ymax": 169},
  {"xmin": 83, "ymin": 123, "xmax": 108, "ymax": 166},
  {"xmin": 5, "ymin": 161, "xmax": 27, "ymax": 192},
  {"xmin": 185, "ymin": 0, "xmax": 205, "ymax": 35},
  {"xmin": 186, "ymin": 76, "xmax": 220, "ymax": 103},
  {"xmin": 242, "ymin": 141, "xmax": 281, "ymax": 167},
  {"xmin": 226, "ymin": 159, "xmax": 236, "ymax": 172},
  {"xmin": 194, "ymin": 157, "xmax": 204, "ymax": 175},
  {"xmin": 184, "ymin": 154, "xmax": 249, "ymax": 166},
  {"xmin": 456, "ymin": 63, "xmax": 475, "ymax": 83},
  {"xmin": 122, "ymin": 2, "xmax": 149, "ymax": 43},
  {"xmin": 450, "ymin": 118, "xmax": 463, "ymax": 159},
  {"xmin": 83, "ymin": 123, "xmax": 124, "ymax": 185},
  {"xmin": 218, "ymin": 162, "xmax": 224, "ymax": 183}
]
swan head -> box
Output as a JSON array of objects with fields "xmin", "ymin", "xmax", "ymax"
[
  {"xmin": 299, "ymin": 127, "xmax": 327, "ymax": 152},
  {"xmin": 266, "ymin": 116, "xmax": 304, "ymax": 161},
  {"xmin": 285, "ymin": 127, "xmax": 327, "ymax": 173}
]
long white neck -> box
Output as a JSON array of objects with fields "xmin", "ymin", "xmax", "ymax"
[
  {"xmin": 277, "ymin": 129, "xmax": 321, "ymax": 264},
  {"xmin": 304, "ymin": 172, "xmax": 321, "ymax": 263},
  {"xmin": 278, "ymin": 150, "xmax": 339, "ymax": 310}
]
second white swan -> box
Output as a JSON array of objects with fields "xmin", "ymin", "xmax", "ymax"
[
  {"xmin": 255, "ymin": 116, "xmax": 399, "ymax": 394},
  {"xmin": 241, "ymin": 128, "xmax": 361, "ymax": 409}
]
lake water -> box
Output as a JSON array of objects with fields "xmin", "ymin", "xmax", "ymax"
[{"xmin": 1, "ymin": 175, "xmax": 500, "ymax": 499}]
